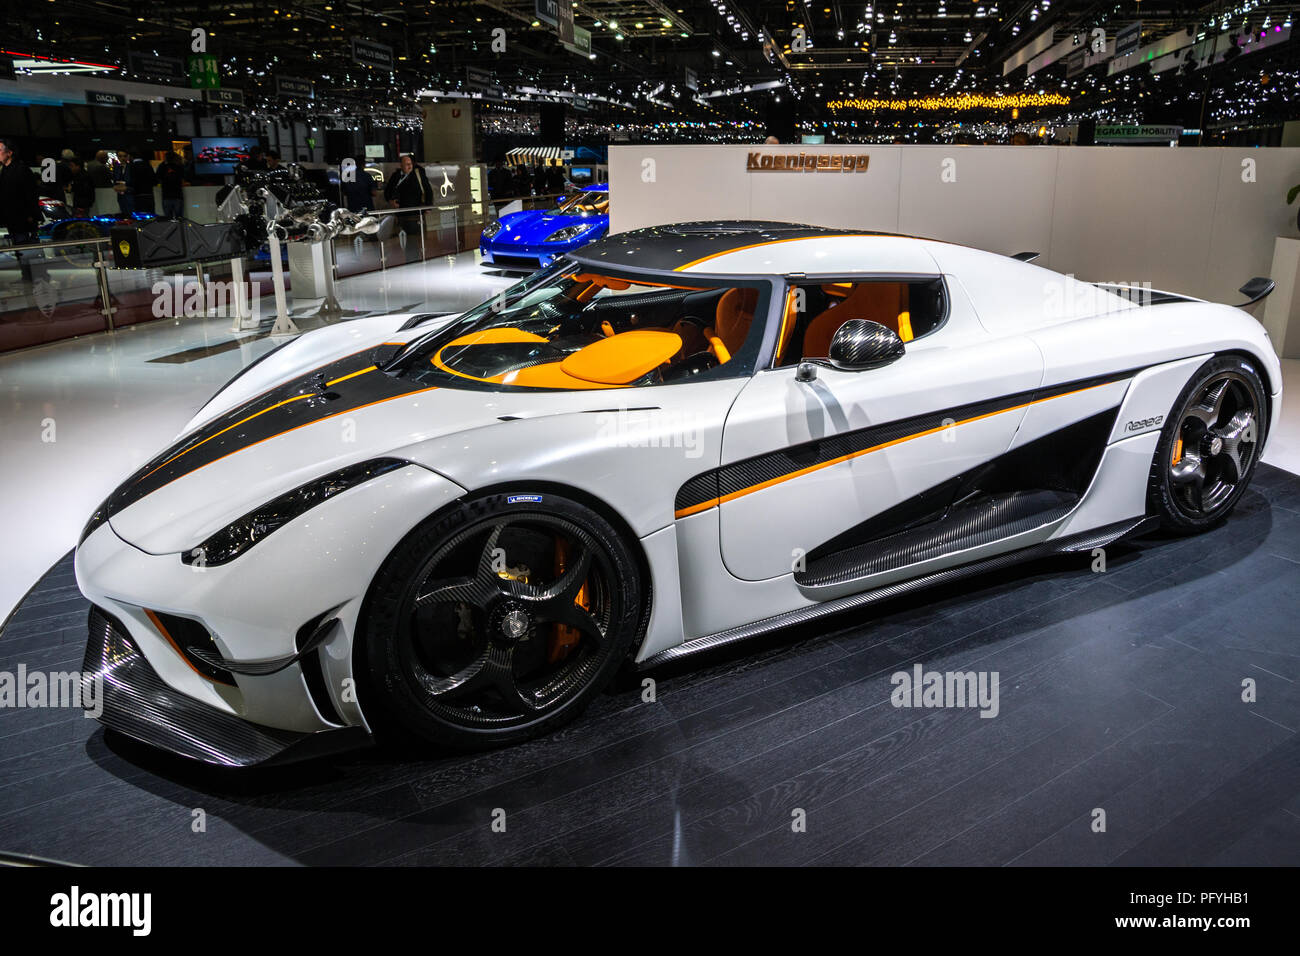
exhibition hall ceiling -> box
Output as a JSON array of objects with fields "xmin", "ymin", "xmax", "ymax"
[{"xmin": 5, "ymin": 1, "xmax": 1299, "ymax": 136}]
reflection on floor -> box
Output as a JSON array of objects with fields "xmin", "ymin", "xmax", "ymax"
[
  {"xmin": 0, "ymin": 252, "xmax": 514, "ymax": 623},
  {"xmin": 1, "ymin": 465, "xmax": 1298, "ymax": 866}
]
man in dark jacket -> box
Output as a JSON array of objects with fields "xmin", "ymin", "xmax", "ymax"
[
  {"xmin": 87, "ymin": 150, "xmax": 113, "ymax": 187},
  {"xmin": 113, "ymin": 149, "xmax": 133, "ymax": 213},
  {"xmin": 384, "ymin": 154, "xmax": 432, "ymax": 263},
  {"xmin": 545, "ymin": 163, "xmax": 565, "ymax": 195},
  {"xmin": 156, "ymin": 151, "xmax": 185, "ymax": 219},
  {"xmin": 487, "ymin": 161, "xmax": 512, "ymax": 200},
  {"xmin": 65, "ymin": 157, "xmax": 95, "ymax": 216},
  {"xmin": 342, "ymin": 168, "xmax": 377, "ymax": 212},
  {"xmin": 384, "ymin": 153, "xmax": 432, "ymax": 208},
  {"xmin": 0, "ymin": 137, "xmax": 41, "ymax": 279},
  {"xmin": 127, "ymin": 151, "xmax": 157, "ymax": 214}
]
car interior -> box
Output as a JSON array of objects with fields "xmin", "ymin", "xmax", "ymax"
[
  {"xmin": 424, "ymin": 271, "xmax": 765, "ymax": 389},
  {"xmin": 775, "ymin": 278, "xmax": 949, "ymax": 366},
  {"xmin": 558, "ymin": 191, "xmax": 609, "ymax": 215}
]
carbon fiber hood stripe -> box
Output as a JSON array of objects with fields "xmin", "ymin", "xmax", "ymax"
[{"xmin": 101, "ymin": 347, "xmax": 434, "ymax": 520}]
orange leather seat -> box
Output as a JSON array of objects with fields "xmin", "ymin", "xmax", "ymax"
[
  {"xmin": 710, "ymin": 287, "xmax": 759, "ymax": 358},
  {"xmin": 802, "ymin": 283, "xmax": 910, "ymax": 358}
]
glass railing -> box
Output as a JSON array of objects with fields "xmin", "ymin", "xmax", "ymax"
[
  {"xmin": 0, "ymin": 238, "xmax": 114, "ymax": 353},
  {"xmin": 0, "ymin": 191, "xmax": 567, "ymax": 354}
]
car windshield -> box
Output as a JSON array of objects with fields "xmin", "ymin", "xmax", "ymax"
[
  {"xmin": 558, "ymin": 190, "xmax": 608, "ymax": 215},
  {"xmin": 389, "ymin": 263, "xmax": 770, "ymax": 391}
]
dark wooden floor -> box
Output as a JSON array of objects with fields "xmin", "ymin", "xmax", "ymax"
[{"xmin": 2, "ymin": 466, "xmax": 1299, "ymax": 866}]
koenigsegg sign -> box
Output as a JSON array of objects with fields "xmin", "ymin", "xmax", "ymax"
[{"xmin": 747, "ymin": 152, "xmax": 869, "ymax": 173}]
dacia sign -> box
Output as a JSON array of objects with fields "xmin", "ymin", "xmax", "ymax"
[{"xmin": 86, "ymin": 91, "xmax": 127, "ymax": 108}]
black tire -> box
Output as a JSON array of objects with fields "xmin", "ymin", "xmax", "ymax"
[
  {"xmin": 1146, "ymin": 354, "xmax": 1267, "ymax": 534},
  {"xmin": 357, "ymin": 492, "xmax": 642, "ymax": 751}
]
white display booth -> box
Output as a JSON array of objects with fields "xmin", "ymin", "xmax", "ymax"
[{"xmin": 609, "ymin": 145, "xmax": 1300, "ymax": 356}]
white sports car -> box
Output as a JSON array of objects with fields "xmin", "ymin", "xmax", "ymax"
[{"xmin": 76, "ymin": 223, "xmax": 1281, "ymax": 765}]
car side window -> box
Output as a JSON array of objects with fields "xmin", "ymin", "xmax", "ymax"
[{"xmin": 773, "ymin": 278, "xmax": 948, "ymax": 367}]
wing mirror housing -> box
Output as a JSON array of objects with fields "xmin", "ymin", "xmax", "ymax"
[{"xmin": 827, "ymin": 319, "xmax": 906, "ymax": 371}]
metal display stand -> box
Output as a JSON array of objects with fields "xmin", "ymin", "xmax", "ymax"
[
  {"xmin": 228, "ymin": 255, "xmax": 258, "ymax": 332},
  {"xmin": 267, "ymin": 233, "xmax": 298, "ymax": 336},
  {"xmin": 299, "ymin": 239, "xmax": 369, "ymax": 321},
  {"xmin": 288, "ymin": 238, "xmax": 369, "ymax": 323}
]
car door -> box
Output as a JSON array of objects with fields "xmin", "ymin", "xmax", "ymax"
[{"xmin": 713, "ymin": 276, "xmax": 1044, "ymax": 586}]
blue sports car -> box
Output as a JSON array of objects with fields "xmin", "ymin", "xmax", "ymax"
[
  {"xmin": 479, "ymin": 183, "xmax": 609, "ymax": 270},
  {"xmin": 37, "ymin": 207, "xmax": 156, "ymax": 245}
]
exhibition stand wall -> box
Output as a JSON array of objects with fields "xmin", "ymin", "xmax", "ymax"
[{"xmin": 609, "ymin": 144, "xmax": 1300, "ymax": 354}]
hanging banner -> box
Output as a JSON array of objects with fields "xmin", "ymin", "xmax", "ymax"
[
  {"xmin": 564, "ymin": 24, "xmax": 591, "ymax": 57},
  {"xmin": 275, "ymin": 76, "xmax": 313, "ymax": 98},
  {"xmin": 1095, "ymin": 123, "xmax": 1181, "ymax": 143},
  {"xmin": 86, "ymin": 90, "xmax": 127, "ymax": 107},
  {"xmin": 555, "ymin": 2, "xmax": 575, "ymax": 45},
  {"xmin": 129, "ymin": 52, "xmax": 185, "ymax": 83},
  {"xmin": 352, "ymin": 38, "xmax": 394, "ymax": 71},
  {"xmin": 204, "ymin": 88, "xmax": 244, "ymax": 106},
  {"xmin": 466, "ymin": 66, "xmax": 493, "ymax": 92},
  {"xmin": 535, "ymin": 0, "xmax": 559, "ymax": 27},
  {"xmin": 1115, "ymin": 21, "xmax": 1142, "ymax": 57}
]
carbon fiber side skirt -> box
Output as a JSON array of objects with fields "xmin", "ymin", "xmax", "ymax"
[{"xmin": 638, "ymin": 515, "xmax": 1156, "ymax": 669}]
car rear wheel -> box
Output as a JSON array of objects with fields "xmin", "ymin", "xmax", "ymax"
[
  {"xmin": 358, "ymin": 493, "xmax": 642, "ymax": 750},
  {"xmin": 1147, "ymin": 354, "xmax": 1266, "ymax": 533}
]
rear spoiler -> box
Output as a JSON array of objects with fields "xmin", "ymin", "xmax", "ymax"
[{"xmin": 1236, "ymin": 277, "xmax": 1274, "ymax": 308}]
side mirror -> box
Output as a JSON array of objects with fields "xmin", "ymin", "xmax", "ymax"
[{"xmin": 827, "ymin": 319, "xmax": 905, "ymax": 371}]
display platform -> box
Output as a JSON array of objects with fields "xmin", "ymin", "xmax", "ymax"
[{"xmin": 2, "ymin": 465, "xmax": 1298, "ymax": 867}]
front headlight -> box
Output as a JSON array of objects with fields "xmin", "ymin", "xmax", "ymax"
[
  {"xmin": 544, "ymin": 223, "xmax": 593, "ymax": 243},
  {"xmin": 482, "ymin": 220, "xmax": 503, "ymax": 239},
  {"xmin": 179, "ymin": 458, "xmax": 407, "ymax": 567}
]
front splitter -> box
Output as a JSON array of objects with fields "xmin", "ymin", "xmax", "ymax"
[{"xmin": 83, "ymin": 606, "xmax": 371, "ymax": 768}]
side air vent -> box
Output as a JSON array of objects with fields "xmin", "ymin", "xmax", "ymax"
[
  {"xmin": 296, "ymin": 613, "xmax": 345, "ymax": 726},
  {"xmin": 147, "ymin": 610, "xmax": 236, "ymax": 686}
]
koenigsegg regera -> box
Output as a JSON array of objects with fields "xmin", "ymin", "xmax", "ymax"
[{"xmin": 76, "ymin": 222, "xmax": 1282, "ymax": 765}]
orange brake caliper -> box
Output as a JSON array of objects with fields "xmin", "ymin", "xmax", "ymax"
[{"xmin": 550, "ymin": 537, "xmax": 588, "ymax": 663}]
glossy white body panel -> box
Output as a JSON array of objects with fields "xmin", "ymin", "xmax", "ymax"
[
  {"xmin": 77, "ymin": 464, "xmax": 466, "ymax": 733},
  {"xmin": 718, "ymin": 349, "xmax": 1040, "ymax": 581}
]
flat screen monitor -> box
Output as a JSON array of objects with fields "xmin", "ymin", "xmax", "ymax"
[{"xmin": 193, "ymin": 137, "xmax": 260, "ymax": 175}]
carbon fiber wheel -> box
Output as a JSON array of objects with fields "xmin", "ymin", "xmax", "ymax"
[
  {"xmin": 359, "ymin": 493, "xmax": 642, "ymax": 750},
  {"xmin": 1148, "ymin": 355, "xmax": 1266, "ymax": 534}
]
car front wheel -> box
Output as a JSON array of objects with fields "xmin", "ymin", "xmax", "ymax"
[{"xmin": 358, "ymin": 493, "xmax": 643, "ymax": 750}]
